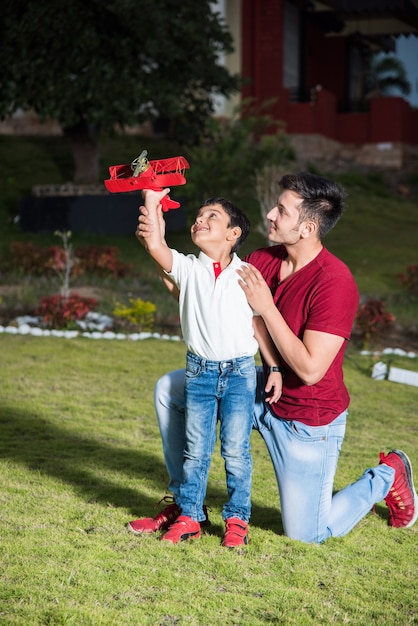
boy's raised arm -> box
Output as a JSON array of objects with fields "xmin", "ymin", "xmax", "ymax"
[{"xmin": 139, "ymin": 188, "xmax": 174, "ymax": 273}]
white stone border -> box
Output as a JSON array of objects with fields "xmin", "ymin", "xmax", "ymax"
[
  {"xmin": 0, "ymin": 312, "xmax": 183, "ymax": 342},
  {"xmin": 360, "ymin": 347, "xmax": 417, "ymax": 359},
  {"xmin": 1, "ymin": 322, "xmax": 416, "ymax": 356},
  {"xmin": 0, "ymin": 323, "xmax": 182, "ymax": 342}
]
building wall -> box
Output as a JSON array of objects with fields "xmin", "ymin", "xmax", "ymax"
[
  {"xmin": 305, "ymin": 24, "xmax": 347, "ymax": 103},
  {"xmin": 237, "ymin": 0, "xmax": 418, "ymax": 158},
  {"xmin": 224, "ymin": 0, "xmax": 242, "ymax": 116},
  {"xmin": 241, "ymin": 0, "xmax": 285, "ymax": 120}
]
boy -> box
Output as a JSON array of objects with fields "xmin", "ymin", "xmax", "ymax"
[{"xmin": 130, "ymin": 188, "xmax": 282, "ymax": 547}]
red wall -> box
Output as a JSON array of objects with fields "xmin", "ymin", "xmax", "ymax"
[
  {"xmin": 409, "ymin": 109, "xmax": 418, "ymax": 144},
  {"xmin": 337, "ymin": 113, "xmax": 370, "ymax": 144},
  {"xmin": 289, "ymin": 93, "xmax": 417, "ymax": 146},
  {"xmin": 241, "ymin": 0, "xmax": 285, "ymax": 120},
  {"xmin": 370, "ymin": 97, "xmax": 410, "ymax": 142}
]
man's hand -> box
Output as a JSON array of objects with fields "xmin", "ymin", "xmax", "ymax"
[{"xmin": 237, "ymin": 264, "xmax": 275, "ymax": 315}]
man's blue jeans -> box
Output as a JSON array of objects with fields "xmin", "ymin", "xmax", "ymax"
[
  {"xmin": 154, "ymin": 368, "xmax": 394, "ymax": 543},
  {"xmin": 177, "ymin": 352, "xmax": 256, "ymax": 523}
]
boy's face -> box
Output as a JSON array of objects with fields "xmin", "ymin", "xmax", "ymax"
[{"xmin": 191, "ymin": 204, "xmax": 239, "ymax": 249}]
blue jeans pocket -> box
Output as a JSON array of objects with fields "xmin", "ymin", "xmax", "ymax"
[
  {"xmin": 289, "ymin": 420, "xmax": 329, "ymax": 443},
  {"xmin": 237, "ymin": 360, "xmax": 256, "ymax": 379},
  {"xmin": 185, "ymin": 359, "xmax": 202, "ymax": 379}
]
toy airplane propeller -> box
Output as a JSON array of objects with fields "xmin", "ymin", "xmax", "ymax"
[{"xmin": 104, "ymin": 150, "xmax": 190, "ymax": 211}]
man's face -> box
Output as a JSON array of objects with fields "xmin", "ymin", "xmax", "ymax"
[{"xmin": 266, "ymin": 190, "xmax": 306, "ymax": 245}]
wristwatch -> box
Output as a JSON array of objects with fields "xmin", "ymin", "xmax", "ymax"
[{"xmin": 268, "ymin": 365, "xmax": 282, "ymax": 374}]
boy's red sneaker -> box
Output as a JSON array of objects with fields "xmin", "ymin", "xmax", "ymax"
[
  {"xmin": 222, "ymin": 517, "xmax": 249, "ymax": 548},
  {"xmin": 379, "ymin": 449, "xmax": 418, "ymax": 528},
  {"xmin": 160, "ymin": 515, "xmax": 201, "ymax": 543},
  {"xmin": 128, "ymin": 498, "xmax": 211, "ymax": 535},
  {"xmin": 127, "ymin": 497, "xmax": 180, "ymax": 534}
]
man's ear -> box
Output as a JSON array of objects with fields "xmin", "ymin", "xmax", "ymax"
[{"xmin": 300, "ymin": 221, "xmax": 317, "ymax": 238}]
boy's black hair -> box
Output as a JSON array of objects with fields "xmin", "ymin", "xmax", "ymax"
[{"xmin": 200, "ymin": 197, "xmax": 250, "ymax": 253}]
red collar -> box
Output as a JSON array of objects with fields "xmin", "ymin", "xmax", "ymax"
[{"xmin": 213, "ymin": 262, "xmax": 222, "ymax": 279}]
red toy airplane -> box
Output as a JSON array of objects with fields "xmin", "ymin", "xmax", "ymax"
[{"xmin": 104, "ymin": 150, "xmax": 190, "ymax": 211}]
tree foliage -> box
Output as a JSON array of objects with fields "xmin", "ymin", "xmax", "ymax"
[
  {"xmin": 366, "ymin": 54, "xmax": 411, "ymax": 98},
  {"xmin": 182, "ymin": 101, "xmax": 294, "ymax": 216},
  {"xmin": 0, "ymin": 0, "xmax": 238, "ymax": 181}
]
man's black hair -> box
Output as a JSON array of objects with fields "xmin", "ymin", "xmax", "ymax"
[{"xmin": 279, "ymin": 172, "xmax": 347, "ymax": 239}]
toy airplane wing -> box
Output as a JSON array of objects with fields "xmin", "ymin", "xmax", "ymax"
[{"xmin": 104, "ymin": 153, "xmax": 190, "ymax": 211}]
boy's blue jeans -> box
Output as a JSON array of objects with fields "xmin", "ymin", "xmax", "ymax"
[
  {"xmin": 154, "ymin": 367, "xmax": 394, "ymax": 543},
  {"xmin": 177, "ymin": 352, "xmax": 256, "ymax": 523}
]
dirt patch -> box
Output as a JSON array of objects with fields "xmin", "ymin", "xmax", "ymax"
[
  {"xmin": 0, "ymin": 285, "xmax": 23, "ymax": 296},
  {"xmin": 351, "ymin": 327, "xmax": 418, "ymax": 354},
  {"xmin": 68, "ymin": 286, "xmax": 113, "ymax": 301},
  {"xmin": 0, "ymin": 284, "xmax": 113, "ymax": 301}
]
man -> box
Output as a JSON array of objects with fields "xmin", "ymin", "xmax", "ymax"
[{"xmin": 130, "ymin": 171, "xmax": 417, "ymax": 543}]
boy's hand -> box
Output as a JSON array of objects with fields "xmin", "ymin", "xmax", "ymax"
[
  {"xmin": 142, "ymin": 187, "xmax": 170, "ymax": 209},
  {"xmin": 135, "ymin": 187, "xmax": 173, "ymax": 272},
  {"xmin": 136, "ymin": 188, "xmax": 170, "ymax": 244}
]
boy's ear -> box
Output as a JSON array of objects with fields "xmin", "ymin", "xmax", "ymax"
[{"xmin": 227, "ymin": 226, "xmax": 242, "ymax": 242}]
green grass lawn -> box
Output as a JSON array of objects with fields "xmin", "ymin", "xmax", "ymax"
[{"xmin": 1, "ymin": 335, "xmax": 417, "ymax": 625}]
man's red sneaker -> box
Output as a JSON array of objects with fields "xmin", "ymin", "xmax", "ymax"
[
  {"xmin": 127, "ymin": 497, "xmax": 181, "ymax": 534},
  {"xmin": 222, "ymin": 517, "xmax": 249, "ymax": 548},
  {"xmin": 379, "ymin": 449, "xmax": 418, "ymax": 528},
  {"xmin": 160, "ymin": 515, "xmax": 201, "ymax": 543}
]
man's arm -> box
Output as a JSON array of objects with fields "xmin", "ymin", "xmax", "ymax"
[{"xmin": 238, "ymin": 265, "xmax": 344, "ymax": 386}]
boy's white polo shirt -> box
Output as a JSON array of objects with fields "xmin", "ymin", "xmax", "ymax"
[{"xmin": 166, "ymin": 249, "xmax": 258, "ymax": 361}]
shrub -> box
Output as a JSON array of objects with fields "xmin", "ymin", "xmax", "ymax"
[
  {"xmin": 74, "ymin": 245, "xmax": 133, "ymax": 278},
  {"xmin": 398, "ymin": 264, "xmax": 418, "ymax": 296},
  {"xmin": 113, "ymin": 298, "xmax": 156, "ymax": 331},
  {"xmin": 354, "ymin": 299, "xmax": 395, "ymax": 348},
  {"xmin": 0, "ymin": 242, "xmax": 133, "ymax": 278},
  {"xmin": 36, "ymin": 294, "xmax": 98, "ymax": 329},
  {"xmin": 2, "ymin": 242, "xmax": 52, "ymax": 276}
]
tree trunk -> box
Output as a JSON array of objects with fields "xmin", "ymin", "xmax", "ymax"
[{"xmin": 63, "ymin": 122, "xmax": 100, "ymax": 184}]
